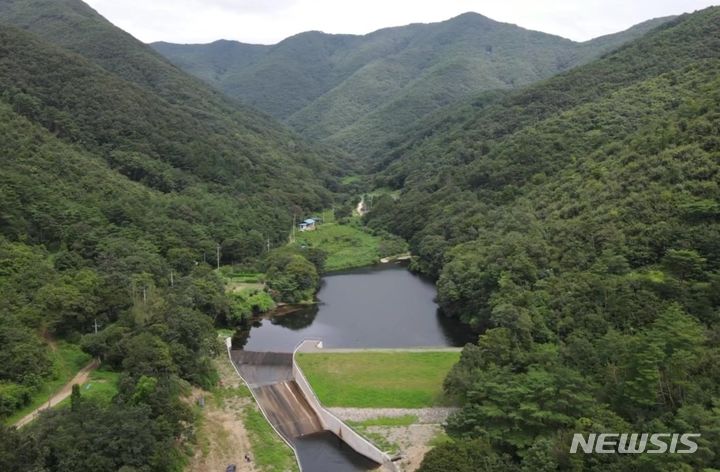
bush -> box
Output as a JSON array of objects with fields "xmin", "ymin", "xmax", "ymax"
[
  {"xmin": 228, "ymin": 289, "xmax": 276, "ymax": 323},
  {"xmin": 0, "ymin": 382, "xmax": 32, "ymax": 418}
]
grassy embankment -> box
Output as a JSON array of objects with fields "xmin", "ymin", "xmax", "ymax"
[
  {"xmin": 296, "ymin": 351, "xmax": 460, "ymax": 408},
  {"xmin": 5, "ymin": 342, "xmax": 92, "ymax": 425},
  {"xmin": 242, "ymin": 406, "xmax": 298, "ymax": 471}
]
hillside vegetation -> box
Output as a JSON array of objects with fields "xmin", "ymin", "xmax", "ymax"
[
  {"xmin": 0, "ymin": 0, "xmax": 341, "ymax": 469},
  {"xmin": 0, "ymin": 1, "xmax": 718, "ymax": 471},
  {"xmin": 153, "ymin": 14, "xmax": 672, "ymax": 160},
  {"xmin": 362, "ymin": 8, "xmax": 720, "ymax": 471}
]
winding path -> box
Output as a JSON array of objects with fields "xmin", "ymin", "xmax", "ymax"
[{"xmin": 14, "ymin": 359, "xmax": 100, "ymax": 428}]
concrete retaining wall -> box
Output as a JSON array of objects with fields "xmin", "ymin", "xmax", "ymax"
[{"xmin": 293, "ymin": 340, "xmax": 398, "ymax": 471}]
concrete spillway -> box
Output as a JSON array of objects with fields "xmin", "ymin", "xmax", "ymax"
[
  {"xmin": 230, "ymin": 351, "xmax": 324, "ymax": 442},
  {"xmin": 228, "ymin": 343, "xmax": 396, "ymax": 472}
]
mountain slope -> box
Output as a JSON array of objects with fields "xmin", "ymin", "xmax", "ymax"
[
  {"xmin": 0, "ymin": 0, "xmax": 340, "ymax": 448},
  {"xmin": 360, "ymin": 7, "xmax": 720, "ymax": 470},
  {"xmin": 0, "ymin": 0, "xmax": 347, "ymax": 206},
  {"xmin": 0, "ymin": 0, "xmax": 356, "ymax": 175},
  {"xmin": 286, "ymin": 14, "xmax": 577, "ymax": 144},
  {"xmin": 150, "ymin": 39, "xmax": 270, "ymax": 93},
  {"xmin": 153, "ymin": 13, "xmax": 674, "ymax": 159},
  {"xmin": 0, "ymin": 0, "xmax": 249, "ymax": 109}
]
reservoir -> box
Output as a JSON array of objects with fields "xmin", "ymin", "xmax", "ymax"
[
  {"xmin": 230, "ymin": 262, "xmax": 472, "ymax": 471},
  {"xmin": 234, "ymin": 262, "xmax": 473, "ymax": 352}
]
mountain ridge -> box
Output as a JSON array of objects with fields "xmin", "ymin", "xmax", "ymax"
[{"xmin": 152, "ymin": 12, "xmax": 675, "ymax": 159}]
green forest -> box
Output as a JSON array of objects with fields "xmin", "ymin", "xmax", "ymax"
[
  {"xmin": 154, "ymin": 13, "xmax": 670, "ymax": 160},
  {"xmin": 1, "ymin": 0, "xmax": 719, "ymax": 471},
  {"xmin": 362, "ymin": 8, "xmax": 720, "ymax": 471},
  {"xmin": 0, "ymin": 0, "xmax": 336, "ymax": 469}
]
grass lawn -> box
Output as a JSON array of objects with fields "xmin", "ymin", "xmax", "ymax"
[
  {"xmin": 292, "ymin": 221, "xmax": 380, "ymax": 271},
  {"xmin": 222, "ymin": 270, "xmax": 266, "ymax": 293},
  {"xmin": 76, "ymin": 369, "xmax": 119, "ymax": 405},
  {"xmin": 296, "ymin": 351, "xmax": 461, "ymax": 408},
  {"xmin": 55, "ymin": 368, "xmax": 120, "ymax": 409},
  {"xmin": 5, "ymin": 342, "xmax": 92, "ymax": 425}
]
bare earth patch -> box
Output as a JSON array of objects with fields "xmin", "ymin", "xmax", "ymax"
[
  {"xmin": 329, "ymin": 408, "xmax": 457, "ymax": 472},
  {"xmin": 188, "ymin": 396, "xmax": 257, "ymax": 472},
  {"xmin": 187, "ymin": 358, "xmax": 256, "ymax": 472},
  {"xmin": 374, "ymin": 424, "xmax": 444, "ymax": 472}
]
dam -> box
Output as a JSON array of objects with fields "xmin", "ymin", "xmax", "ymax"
[{"xmin": 227, "ymin": 339, "xmax": 397, "ymax": 472}]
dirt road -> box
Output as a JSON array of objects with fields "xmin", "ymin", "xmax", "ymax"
[
  {"xmin": 14, "ymin": 358, "xmax": 100, "ymax": 428},
  {"xmin": 187, "ymin": 358, "xmax": 257, "ymax": 472},
  {"xmin": 187, "ymin": 394, "xmax": 257, "ymax": 472}
]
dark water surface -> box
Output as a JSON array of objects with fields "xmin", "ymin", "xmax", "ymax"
[
  {"xmin": 234, "ymin": 263, "xmax": 473, "ymax": 352},
  {"xmin": 294, "ymin": 431, "xmax": 380, "ymax": 472}
]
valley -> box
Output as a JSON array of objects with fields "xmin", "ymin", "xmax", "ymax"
[{"xmin": 0, "ymin": 2, "xmax": 719, "ymax": 472}]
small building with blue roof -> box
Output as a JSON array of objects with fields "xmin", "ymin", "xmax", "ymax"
[{"xmin": 299, "ymin": 218, "xmax": 317, "ymax": 231}]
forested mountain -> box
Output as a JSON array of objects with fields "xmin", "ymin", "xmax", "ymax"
[
  {"xmin": 0, "ymin": 0, "xmax": 352, "ymax": 243},
  {"xmin": 1, "ymin": 0, "xmax": 717, "ymax": 470},
  {"xmin": 0, "ymin": 0, "xmax": 341, "ymax": 468},
  {"xmin": 153, "ymin": 14, "xmax": 672, "ymax": 159},
  {"xmin": 361, "ymin": 7, "xmax": 720, "ymax": 471}
]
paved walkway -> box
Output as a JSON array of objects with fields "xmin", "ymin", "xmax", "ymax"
[
  {"xmin": 328, "ymin": 407, "xmax": 458, "ymax": 424},
  {"xmin": 303, "ymin": 347, "xmax": 462, "ymax": 353}
]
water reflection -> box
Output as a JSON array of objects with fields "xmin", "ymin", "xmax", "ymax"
[
  {"xmin": 237, "ymin": 263, "xmax": 474, "ymax": 352},
  {"xmin": 270, "ymin": 304, "xmax": 319, "ymax": 330}
]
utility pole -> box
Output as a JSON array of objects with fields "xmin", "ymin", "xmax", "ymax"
[
  {"xmin": 216, "ymin": 243, "xmax": 221, "ymax": 270},
  {"xmin": 290, "ymin": 214, "xmax": 296, "ymax": 243}
]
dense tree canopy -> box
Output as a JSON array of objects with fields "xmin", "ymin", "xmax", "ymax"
[
  {"xmin": 153, "ymin": 13, "xmax": 671, "ymax": 161},
  {"xmin": 0, "ymin": 1, "xmax": 718, "ymax": 471},
  {"xmin": 360, "ymin": 7, "xmax": 720, "ymax": 471},
  {"xmin": 0, "ymin": 1, "xmax": 345, "ymax": 469}
]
